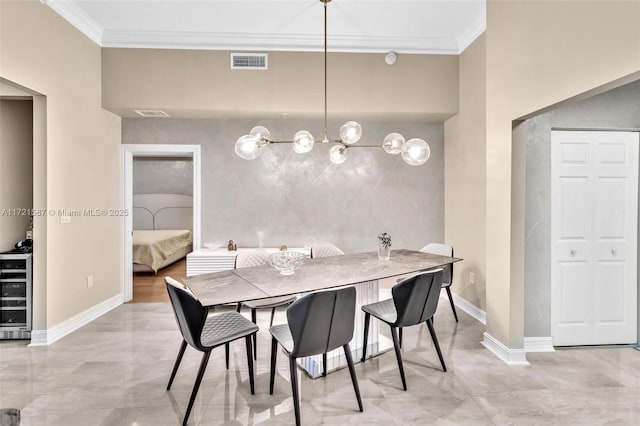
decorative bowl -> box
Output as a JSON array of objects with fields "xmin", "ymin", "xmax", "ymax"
[{"xmin": 269, "ymin": 251, "xmax": 305, "ymax": 275}]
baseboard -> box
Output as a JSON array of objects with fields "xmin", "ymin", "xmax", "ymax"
[
  {"xmin": 451, "ymin": 293, "xmax": 486, "ymax": 325},
  {"xmin": 28, "ymin": 293, "xmax": 123, "ymax": 346},
  {"xmin": 482, "ymin": 332, "xmax": 530, "ymax": 365},
  {"xmin": 524, "ymin": 336, "xmax": 555, "ymax": 353}
]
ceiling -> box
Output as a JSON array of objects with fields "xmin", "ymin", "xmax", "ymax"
[{"xmin": 47, "ymin": 0, "xmax": 486, "ymax": 54}]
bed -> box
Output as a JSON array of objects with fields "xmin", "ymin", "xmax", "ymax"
[{"xmin": 132, "ymin": 193, "xmax": 193, "ymax": 273}]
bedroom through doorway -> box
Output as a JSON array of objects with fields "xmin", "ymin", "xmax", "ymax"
[
  {"xmin": 131, "ymin": 157, "xmax": 194, "ymax": 302},
  {"xmin": 121, "ymin": 144, "xmax": 202, "ymax": 303}
]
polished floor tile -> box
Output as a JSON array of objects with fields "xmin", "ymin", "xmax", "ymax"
[{"xmin": 1, "ymin": 294, "xmax": 640, "ymax": 425}]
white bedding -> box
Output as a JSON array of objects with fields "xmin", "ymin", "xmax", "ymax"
[{"xmin": 133, "ymin": 229, "xmax": 192, "ymax": 273}]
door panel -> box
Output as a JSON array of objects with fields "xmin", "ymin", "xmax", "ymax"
[
  {"xmin": 595, "ymin": 261, "xmax": 625, "ymax": 323},
  {"xmin": 551, "ymin": 130, "xmax": 638, "ymax": 346},
  {"xmin": 558, "ymin": 262, "xmax": 589, "ymax": 324},
  {"xmin": 596, "ymin": 178, "xmax": 626, "ymax": 239}
]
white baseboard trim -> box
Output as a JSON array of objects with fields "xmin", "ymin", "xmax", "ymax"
[
  {"xmin": 451, "ymin": 293, "xmax": 486, "ymax": 325},
  {"xmin": 524, "ymin": 336, "xmax": 555, "ymax": 353},
  {"xmin": 482, "ymin": 332, "xmax": 530, "ymax": 365},
  {"xmin": 28, "ymin": 293, "xmax": 124, "ymax": 346}
]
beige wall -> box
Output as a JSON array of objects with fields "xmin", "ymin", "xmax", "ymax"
[
  {"xmin": 444, "ymin": 34, "xmax": 487, "ymax": 310},
  {"xmin": 0, "ymin": 99, "xmax": 33, "ymax": 251},
  {"xmin": 102, "ymin": 49, "xmax": 459, "ymax": 119},
  {"xmin": 484, "ymin": 0, "xmax": 640, "ymax": 347},
  {"xmin": 0, "ymin": 0, "xmax": 122, "ymax": 329}
]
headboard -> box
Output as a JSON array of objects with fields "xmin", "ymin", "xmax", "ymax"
[{"xmin": 133, "ymin": 193, "xmax": 193, "ymax": 230}]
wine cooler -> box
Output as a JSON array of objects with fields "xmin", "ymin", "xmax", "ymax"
[{"xmin": 0, "ymin": 253, "xmax": 32, "ymax": 339}]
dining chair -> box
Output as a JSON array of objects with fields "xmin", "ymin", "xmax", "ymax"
[
  {"xmin": 361, "ymin": 269, "xmax": 446, "ymax": 391},
  {"xmin": 420, "ymin": 243, "xmax": 458, "ymax": 322},
  {"xmin": 165, "ymin": 277, "xmax": 258, "ymax": 426},
  {"xmin": 310, "ymin": 243, "xmax": 345, "ymax": 258},
  {"xmin": 235, "ymin": 250, "xmax": 297, "ymax": 360},
  {"xmin": 269, "ymin": 287, "xmax": 363, "ymax": 426}
]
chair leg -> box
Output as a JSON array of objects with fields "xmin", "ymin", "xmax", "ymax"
[
  {"xmin": 236, "ymin": 303, "xmax": 242, "ymax": 313},
  {"xmin": 322, "ymin": 353, "xmax": 327, "ymax": 377},
  {"xmin": 426, "ymin": 318, "xmax": 447, "ymax": 372},
  {"xmin": 390, "ymin": 326, "xmax": 407, "ymax": 391},
  {"xmin": 445, "ymin": 286, "xmax": 459, "ymax": 322},
  {"xmin": 399, "ymin": 327, "xmax": 403, "ymax": 348},
  {"xmin": 183, "ymin": 351, "xmax": 211, "ymax": 426},
  {"xmin": 251, "ymin": 309, "xmax": 257, "ymax": 360},
  {"xmin": 289, "ymin": 356, "xmax": 302, "ymax": 426},
  {"xmin": 343, "ymin": 343, "xmax": 363, "ymax": 412},
  {"xmin": 270, "ymin": 307, "xmax": 276, "ymax": 327},
  {"xmin": 245, "ymin": 335, "xmax": 255, "ymax": 394},
  {"xmin": 361, "ymin": 312, "xmax": 370, "ymax": 362},
  {"xmin": 225, "ymin": 343, "xmax": 230, "ymax": 370},
  {"xmin": 269, "ymin": 336, "xmax": 278, "ymax": 395},
  {"xmin": 167, "ymin": 340, "xmax": 187, "ymax": 391}
]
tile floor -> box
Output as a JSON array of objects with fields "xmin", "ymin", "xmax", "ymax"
[{"xmin": 1, "ymin": 295, "xmax": 640, "ymax": 425}]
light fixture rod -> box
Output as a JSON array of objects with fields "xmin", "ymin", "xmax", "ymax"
[{"xmin": 323, "ymin": 0, "xmax": 328, "ymax": 143}]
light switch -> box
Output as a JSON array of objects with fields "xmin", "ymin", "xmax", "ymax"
[{"xmin": 469, "ymin": 272, "xmax": 475, "ymax": 284}]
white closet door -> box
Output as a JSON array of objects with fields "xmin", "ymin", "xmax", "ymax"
[{"xmin": 551, "ymin": 130, "xmax": 638, "ymax": 346}]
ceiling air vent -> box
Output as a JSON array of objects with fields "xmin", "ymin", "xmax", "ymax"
[
  {"xmin": 134, "ymin": 109, "xmax": 169, "ymax": 118},
  {"xmin": 230, "ymin": 53, "xmax": 268, "ymax": 70}
]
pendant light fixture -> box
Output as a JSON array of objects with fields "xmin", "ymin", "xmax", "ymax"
[{"xmin": 234, "ymin": 0, "xmax": 431, "ymax": 166}]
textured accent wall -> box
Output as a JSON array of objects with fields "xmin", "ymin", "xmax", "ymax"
[
  {"xmin": 523, "ymin": 79, "xmax": 640, "ymax": 337},
  {"xmin": 123, "ymin": 118, "xmax": 444, "ymax": 253},
  {"xmin": 133, "ymin": 158, "xmax": 193, "ymax": 195}
]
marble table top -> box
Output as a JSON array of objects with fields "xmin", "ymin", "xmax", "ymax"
[{"xmin": 183, "ymin": 249, "xmax": 462, "ymax": 307}]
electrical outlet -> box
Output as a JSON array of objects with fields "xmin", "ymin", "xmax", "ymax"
[
  {"xmin": 469, "ymin": 272, "xmax": 475, "ymax": 284},
  {"xmin": 61, "ymin": 216, "xmax": 71, "ymax": 224},
  {"xmin": 26, "ymin": 230, "xmax": 33, "ymax": 239},
  {"xmin": 87, "ymin": 275, "xmax": 94, "ymax": 288}
]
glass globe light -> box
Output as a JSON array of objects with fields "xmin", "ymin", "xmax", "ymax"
[
  {"xmin": 329, "ymin": 144, "xmax": 348, "ymax": 164},
  {"xmin": 401, "ymin": 138, "xmax": 430, "ymax": 166},
  {"xmin": 382, "ymin": 133, "xmax": 405, "ymax": 154},
  {"xmin": 235, "ymin": 134, "xmax": 263, "ymax": 160},
  {"xmin": 339, "ymin": 121, "xmax": 362, "ymax": 145},
  {"xmin": 292, "ymin": 130, "xmax": 315, "ymax": 154},
  {"xmin": 250, "ymin": 126, "xmax": 271, "ymax": 143}
]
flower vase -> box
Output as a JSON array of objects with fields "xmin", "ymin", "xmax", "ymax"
[{"xmin": 378, "ymin": 244, "xmax": 391, "ymax": 260}]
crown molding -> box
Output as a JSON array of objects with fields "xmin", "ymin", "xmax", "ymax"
[
  {"xmin": 46, "ymin": 0, "xmax": 104, "ymax": 46},
  {"xmin": 101, "ymin": 30, "xmax": 462, "ymax": 55},
  {"xmin": 456, "ymin": 14, "xmax": 486, "ymax": 52}
]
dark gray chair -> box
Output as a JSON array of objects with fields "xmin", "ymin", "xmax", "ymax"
[
  {"xmin": 235, "ymin": 250, "xmax": 297, "ymax": 360},
  {"xmin": 361, "ymin": 269, "xmax": 446, "ymax": 391},
  {"xmin": 269, "ymin": 287, "xmax": 363, "ymax": 426},
  {"xmin": 165, "ymin": 277, "xmax": 259, "ymax": 426},
  {"xmin": 420, "ymin": 243, "xmax": 457, "ymax": 322}
]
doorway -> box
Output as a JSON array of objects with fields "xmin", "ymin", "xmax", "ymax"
[
  {"xmin": 121, "ymin": 144, "xmax": 201, "ymax": 302},
  {"xmin": 551, "ymin": 130, "xmax": 638, "ymax": 345}
]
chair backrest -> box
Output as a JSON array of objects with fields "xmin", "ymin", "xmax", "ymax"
[
  {"xmin": 419, "ymin": 243, "xmax": 453, "ymax": 285},
  {"xmin": 234, "ymin": 250, "xmax": 269, "ymax": 269},
  {"xmin": 392, "ymin": 269, "xmax": 444, "ymax": 327},
  {"xmin": 165, "ymin": 277, "xmax": 207, "ymax": 351},
  {"xmin": 286, "ymin": 287, "xmax": 356, "ymax": 358},
  {"xmin": 310, "ymin": 243, "xmax": 345, "ymax": 258}
]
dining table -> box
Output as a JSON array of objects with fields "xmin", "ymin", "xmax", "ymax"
[{"xmin": 183, "ymin": 248, "xmax": 462, "ymax": 378}]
